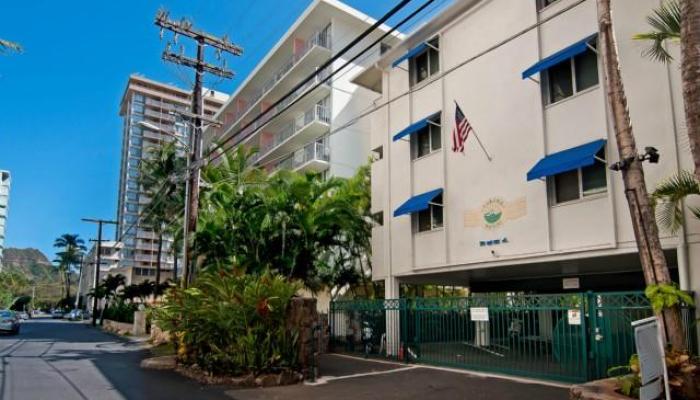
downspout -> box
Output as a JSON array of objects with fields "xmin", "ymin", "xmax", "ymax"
[{"xmin": 665, "ymin": 45, "xmax": 689, "ymax": 290}]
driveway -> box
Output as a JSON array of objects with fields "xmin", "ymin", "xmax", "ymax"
[{"xmin": 226, "ymin": 354, "xmax": 570, "ymax": 400}]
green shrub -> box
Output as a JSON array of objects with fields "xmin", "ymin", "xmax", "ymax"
[
  {"xmin": 151, "ymin": 270, "xmax": 301, "ymax": 376},
  {"xmin": 104, "ymin": 301, "xmax": 138, "ymax": 323}
]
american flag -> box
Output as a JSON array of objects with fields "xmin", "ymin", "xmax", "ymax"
[{"xmin": 452, "ymin": 102, "xmax": 473, "ymax": 153}]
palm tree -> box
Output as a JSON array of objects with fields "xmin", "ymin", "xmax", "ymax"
[
  {"xmin": 97, "ymin": 274, "xmax": 126, "ymax": 325},
  {"xmin": 0, "ymin": 39, "xmax": 22, "ymax": 54},
  {"xmin": 635, "ymin": 0, "xmax": 700, "ymax": 185},
  {"xmin": 633, "ymin": 0, "xmax": 681, "ymax": 62},
  {"xmin": 139, "ymin": 142, "xmax": 186, "ymax": 294},
  {"xmin": 53, "ymin": 234, "xmax": 86, "ymax": 301},
  {"xmin": 599, "ymin": 0, "xmax": 687, "ymax": 351},
  {"xmin": 652, "ymin": 170, "xmax": 700, "ymax": 233}
]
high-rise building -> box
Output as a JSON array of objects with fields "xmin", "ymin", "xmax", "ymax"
[
  {"xmin": 77, "ymin": 240, "xmax": 123, "ymax": 308},
  {"xmin": 0, "ymin": 170, "xmax": 10, "ymax": 270},
  {"xmin": 204, "ymin": 0, "xmax": 403, "ymax": 179},
  {"xmin": 116, "ymin": 75, "xmax": 227, "ymax": 283}
]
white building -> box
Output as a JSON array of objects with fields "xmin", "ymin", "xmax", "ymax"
[
  {"xmin": 204, "ymin": 0, "xmax": 403, "ymax": 178},
  {"xmin": 356, "ymin": 0, "xmax": 700, "ymax": 300},
  {"xmin": 0, "ymin": 170, "xmax": 10, "ymax": 270},
  {"xmin": 77, "ymin": 241, "xmax": 124, "ymax": 308}
]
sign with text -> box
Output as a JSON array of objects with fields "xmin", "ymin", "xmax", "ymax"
[
  {"xmin": 470, "ymin": 307, "xmax": 489, "ymax": 321},
  {"xmin": 567, "ymin": 309, "xmax": 581, "ymax": 325},
  {"xmin": 562, "ymin": 277, "xmax": 580, "ymax": 290}
]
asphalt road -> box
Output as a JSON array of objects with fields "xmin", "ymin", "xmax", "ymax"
[
  {"xmin": 0, "ymin": 319, "xmax": 570, "ymax": 400},
  {"xmin": 0, "ymin": 318, "xmax": 228, "ymax": 400}
]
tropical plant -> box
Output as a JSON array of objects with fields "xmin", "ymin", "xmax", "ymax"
[
  {"xmin": 652, "ymin": 170, "xmax": 700, "ymax": 233},
  {"xmin": 139, "ymin": 142, "xmax": 187, "ymax": 293},
  {"xmin": 152, "ymin": 271, "xmax": 301, "ymax": 375},
  {"xmin": 633, "ymin": 0, "xmax": 681, "ymax": 62},
  {"xmin": 194, "ymin": 153, "xmax": 373, "ymax": 292},
  {"xmin": 90, "ymin": 274, "xmax": 126, "ymax": 325},
  {"xmin": 635, "ymin": 1, "xmax": 700, "ymax": 189},
  {"xmin": 53, "ymin": 234, "xmax": 86, "ymax": 301},
  {"xmin": 598, "ymin": 0, "xmax": 687, "ymax": 351}
]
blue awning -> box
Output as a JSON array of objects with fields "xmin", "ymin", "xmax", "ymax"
[
  {"xmin": 521, "ymin": 34, "xmax": 598, "ymax": 79},
  {"xmin": 392, "ymin": 43, "xmax": 428, "ymax": 68},
  {"xmin": 394, "ymin": 188, "xmax": 443, "ymax": 217},
  {"xmin": 527, "ymin": 139, "xmax": 606, "ymax": 181},
  {"xmin": 392, "ymin": 111, "xmax": 441, "ymax": 142}
]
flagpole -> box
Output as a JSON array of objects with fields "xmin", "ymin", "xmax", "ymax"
[
  {"xmin": 471, "ymin": 131, "xmax": 492, "ymax": 162},
  {"xmin": 453, "ymin": 100, "xmax": 492, "ymax": 162}
]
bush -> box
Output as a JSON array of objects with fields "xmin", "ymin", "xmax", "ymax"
[
  {"xmin": 104, "ymin": 301, "xmax": 138, "ymax": 323},
  {"xmin": 151, "ymin": 270, "xmax": 301, "ymax": 376}
]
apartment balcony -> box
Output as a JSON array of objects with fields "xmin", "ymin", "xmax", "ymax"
[
  {"xmin": 220, "ymin": 25, "xmax": 332, "ymax": 138},
  {"xmin": 274, "ymin": 138, "xmax": 330, "ymax": 174},
  {"xmin": 143, "ymin": 108, "xmax": 176, "ymax": 122},
  {"xmin": 256, "ymin": 104, "xmax": 330, "ymax": 164}
]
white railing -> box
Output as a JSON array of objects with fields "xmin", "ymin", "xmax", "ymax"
[
  {"xmin": 221, "ymin": 24, "xmax": 332, "ymax": 135},
  {"xmin": 258, "ymin": 104, "xmax": 330, "ymax": 156},
  {"xmin": 274, "ymin": 137, "xmax": 330, "ymax": 172}
]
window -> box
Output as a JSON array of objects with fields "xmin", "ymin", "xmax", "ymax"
[
  {"xmin": 549, "ymin": 148, "xmax": 607, "ymax": 204},
  {"xmin": 412, "ymin": 114, "xmax": 442, "ymax": 159},
  {"xmin": 544, "ymin": 43, "xmax": 598, "ymax": 105},
  {"xmin": 414, "ymin": 194, "xmax": 444, "ymax": 232},
  {"xmin": 410, "ymin": 38, "xmax": 440, "ymax": 86},
  {"xmin": 126, "ymin": 191, "xmax": 138, "ymax": 201},
  {"xmin": 126, "ymin": 203, "xmax": 138, "ymax": 213},
  {"xmin": 537, "ymin": 0, "xmax": 561, "ymax": 10},
  {"xmin": 380, "ymin": 42, "xmax": 392, "ymax": 55},
  {"xmin": 371, "ymin": 211, "xmax": 384, "ymax": 226},
  {"xmin": 372, "ymin": 146, "xmax": 383, "ymax": 162}
]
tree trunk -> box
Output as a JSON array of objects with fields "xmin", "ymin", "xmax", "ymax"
[
  {"xmin": 155, "ymin": 232, "xmax": 163, "ymax": 297},
  {"xmin": 173, "ymin": 249, "xmax": 178, "ymax": 283},
  {"xmin": 681, "ymin": 0, "xmax": 700, "ymax": 181},
  {"xmin": 598, "ymin": 0, "xmax": 687, "ymax": 351}
]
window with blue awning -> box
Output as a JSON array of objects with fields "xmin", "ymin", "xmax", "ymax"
[
  {"xmin": 527, "ymin": 139, "xmax": 606, "ymax": 181},
  {"xmin": 391, "ymin": 43, "xmax": 428, "ymax": 68},
  {"xmin": 522, "ymin": 34, "xmax": 598, "ymax": 80},
  {"xmin": 394, "ymin": 188, "xmax": 443, "ymax": 217},
  {"xmin": 392, "ymin": 111, "xmax": 441, "ymax": 142}
]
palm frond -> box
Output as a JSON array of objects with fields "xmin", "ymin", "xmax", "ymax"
[
  {"xmin": 632, "ymin": 0, "xmax": 681, "ymax": 63},
  {"xmin": 652, "ymin": 170, "xmax": 700, "ymax": 233}
]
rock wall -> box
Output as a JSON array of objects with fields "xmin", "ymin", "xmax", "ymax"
[{"xmin": 286, "ymin": 297, "xmax": 320, "ymax": 378}]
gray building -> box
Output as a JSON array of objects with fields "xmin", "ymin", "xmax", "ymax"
[
  {"xmin": 0, "ymin": 170, "xmax": 10, "ymax": 270},
  {"xmin": 116, "ymin": 75, "xmax": 227, "ymax": 283}
]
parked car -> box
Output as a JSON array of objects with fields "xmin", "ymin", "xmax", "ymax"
[
  {"xmin": 64, "ymin": 309, "xmax": 84, "ymax": 321},
  {"xmin": 51, "ymin": 309, "xmax": 65, "ymax": 319},
  {"xmin": 18, "ymin": 311, "xmax": 29, "ymax": 320},
  {"xmin": 0, "ymin": 310, "xmax": 20, "ymax": 334}
]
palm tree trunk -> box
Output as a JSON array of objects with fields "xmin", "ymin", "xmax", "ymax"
[
  {"xmin": 155, "ymin": 233, "xmax": 163, "ymax": 296},
  {"xmin": 598, "ymin": 0, "xmax": 687, "ymax": 351},
  {"xmin": 681, "ymin": 0, "xmax": 700, "ymax": 181}
]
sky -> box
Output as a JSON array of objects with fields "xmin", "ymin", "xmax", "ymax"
[{"xmin": 0, "ymin": 0, "xmax": 451, "ymax": 259}]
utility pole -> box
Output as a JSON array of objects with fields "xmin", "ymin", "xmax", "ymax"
[
  {"xmin": 155, "ymin": 10, "xmax": 242, "ymax": 287},
  {"xmin": 74, "ymin": 253, "xmax": 84, "ymax": 310},
  {"xmin": 82, "ymin": 218, "xmax": 117, "ymax": 327}
]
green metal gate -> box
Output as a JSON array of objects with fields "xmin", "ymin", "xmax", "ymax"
[{"xmin": 329, "ymin": 291, "xmax": 696, "ymax": 383}]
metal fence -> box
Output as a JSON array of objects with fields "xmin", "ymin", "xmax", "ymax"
[{"xmin": 329, "ymin": 291, "xmax": 696, "ymax": 383}]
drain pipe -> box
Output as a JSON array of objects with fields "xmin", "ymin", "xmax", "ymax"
[{"xmin": 664, "ymin": 45, "xmax": 690, "ymax": 290}]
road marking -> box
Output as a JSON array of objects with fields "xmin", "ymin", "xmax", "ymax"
[
  {"xmin": 324, "ymin": 353, "xmax": 571, "ymax": 389},
  {"xmin": 306, "ymin": 365, "xmax": 419, "ymax": 386}
]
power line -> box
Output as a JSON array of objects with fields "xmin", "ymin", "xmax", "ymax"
[
  {"xmin": 205, "ymin": 0, "xmax": 420, "ymax": 163},
  {"xmin": 248, "ymin": 0, "xmax": 589, "ymax": 171}
]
